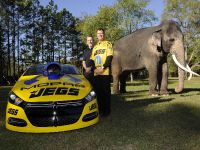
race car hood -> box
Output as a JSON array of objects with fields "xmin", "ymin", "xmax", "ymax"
[{"xmin": 11, "ymin": 74, "xmax": 92, "ymax": 102}]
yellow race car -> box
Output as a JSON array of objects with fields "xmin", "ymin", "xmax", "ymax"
[{"xmin": 6, "ymin": 62, "xmax": 99, "ymax": 133}]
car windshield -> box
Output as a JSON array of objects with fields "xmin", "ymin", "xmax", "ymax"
[{"xmin": 23, "ymin": 64, "xmax": 80, "ymax": 76}]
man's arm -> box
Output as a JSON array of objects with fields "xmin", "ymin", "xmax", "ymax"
[
  {"xmin": 82, "ymin": 61, "xmax": 87, "ymax": 70},
  {"xmin": 103, "ymin": 56, "xmax": 113, "ymax": 69},
  {"xmin": 82, "ymin": 61, "xmax": 91, "ymax": 73}
]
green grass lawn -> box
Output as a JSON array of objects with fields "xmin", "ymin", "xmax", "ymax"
[{"xmin": 0, "ymin": 78, "xmax": 200, "ymax": 150}]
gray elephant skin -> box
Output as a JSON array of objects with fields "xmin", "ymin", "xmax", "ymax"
[{"xmin": 112, "ymin": 20, "xmax": 188, "ymax": 95}]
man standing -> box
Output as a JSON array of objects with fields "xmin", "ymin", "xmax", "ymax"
[
  {"xmin": 90, "ymin": 28, "xmax": 113, "ymax": 117},
  {"xmin": 82, "ymin": 36, "xmax": 94, "ymax": 85}
]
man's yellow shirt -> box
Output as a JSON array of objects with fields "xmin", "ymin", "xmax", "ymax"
[{"xmin": 90, "ymin": 41, "xmax": 113, "ymax": 76}]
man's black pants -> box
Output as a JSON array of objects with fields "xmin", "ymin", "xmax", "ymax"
[
  {"xmin": 84, "ymin": 72, "xmax": 94, "ymax": 87},
  {"xmin": 93, "ymin": 75, "xmax": 111, "ymax": 116}
]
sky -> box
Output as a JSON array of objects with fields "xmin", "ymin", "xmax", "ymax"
[{"xmin": 39, "ymin": 0, "xmax": 164, "ymax": 23}]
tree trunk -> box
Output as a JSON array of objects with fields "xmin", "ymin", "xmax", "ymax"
[
  {"xmin": 7, "ymin": 17, "xmax": 11, "ymax": 76},
  {"xmin": 17, "ymin": 13, "xmax": 20, "ymax": 76}
]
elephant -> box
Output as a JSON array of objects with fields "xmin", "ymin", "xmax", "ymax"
[{"xmin": 112, "ymin": 20, "xmax": 200, "ymax": 96}]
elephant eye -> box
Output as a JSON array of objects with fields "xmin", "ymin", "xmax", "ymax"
[{"xmin": 169, "ymin": 38, "xmax": 175, "ymax": 42}]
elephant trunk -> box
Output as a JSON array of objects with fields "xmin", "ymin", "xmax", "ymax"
[{"xmin": 171, "ymin": 39, "xmax": 185, "ymax": 93}]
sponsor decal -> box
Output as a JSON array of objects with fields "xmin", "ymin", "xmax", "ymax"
[
  {"xmin": 94, "ymin": 49, "xmax": 105, "ymax": 56},
  {"xmin": 8, "ymin": 108, "xmax": 18, "ymax": 115},
  {"xmin": 24, "ymin": 75, "xmax": 41, "ymax": 85},
  {"xmin": 21, "ymin": 82, "xmax": 85, "ymax": 91},
  {"xmin": 29, "ymin": 87, "xmax": 80, "ymax": 98},
  {"xmin": 89, "ymin": 103, "xmax": 97, "ymax": 111},
  {"xmin": 95, "ymin": 55, "xmax": 102, "ymax": 66}
]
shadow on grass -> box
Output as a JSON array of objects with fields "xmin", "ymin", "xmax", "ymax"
[
  {"xmin": 125, "ymin": 81, "xmax": 149, "ymax": 86},
  {"xmin": 121, "ymin": 89, "xmax": 148, "ymax": 94},
  {"xmin": 125, "ymin": 78, "xmax": 180, "ymax": 86},
  {"xmin": 109, "ymin": 94, "xmax": 200, "ymax": 149},
  {"xmin": 1, "ymin": 87, "xmax": 200, "ymax": 149},
  {"xmin": 117, "ymin": 87, "xmax": 200, "ymax": 96},
  {"xmin": 112, "ymin": 95, "xmax": 174, "ymax": 111},
  {"xmin": 113, "ymin": 90, "xmax": 149, "ymax": 98},
  {"xmin": 111, "ymin": 81, "xmax": 149, "ymax": 87},
  {"xmin": 125, "ymin": 97, "xmax": 173, "ymax": 108},
  {"xmin": 166, "ymin": 88, "xmax": 200, "ymax": 96},
  {"xmin": 182, "ymin": 88, "xmax": 200, "ymax": 93}
]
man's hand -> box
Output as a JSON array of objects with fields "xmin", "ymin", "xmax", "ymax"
[
  {"xmin": 85, "ymin": 67, "xmax": 91, "ymax": 73},
  {"xmin": 94, "ymin": 67, "xmax": 104, "ymax": 75}
]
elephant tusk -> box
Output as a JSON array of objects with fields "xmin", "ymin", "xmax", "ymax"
[
  {"xmin": 172, "ymin": 54, "xmax": 200, "ymax": 77},
  {"xmin": 186, "ymin": 64, "xmax": 192, "ymax": 80}
]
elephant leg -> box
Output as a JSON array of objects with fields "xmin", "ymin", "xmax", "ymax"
[
  {"xmin": 113, "ymin": 74, "xmax": 120, "ymax": 94},
  {"xmin": 119, "ymin": 71, "xmax": 129, "ymax": 93},
  {"xmin": 160, "ymin": 62, "xmax": 169, "ymax": 95},
  {"xmin": 146, "ymin": 63, "xmax": 159, "ymax": 96},
  {"xmin": 112, "ymin": 54, "xmax": 122, "ymax": 94},
  {"xmin": 157, "ymin": 61, "xmax": 162, "ymax": 92}
]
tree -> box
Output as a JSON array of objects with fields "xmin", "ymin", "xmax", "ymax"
[
  {"xmin": 77, "ymin": 6, "xmax": 123, "ymax": 43},
  {"xmin": 116, "ymin": 0, "xmax": 157, "ymax": 34},
  {"xmin": 0, "ymin": 0, "xmax": 81, "ymax": 82},
  {"xmin": 77, "ymin": 0, "xmax": 157, "ymax": 43},
  {"xmin": 0, "ymin": 21, "xmax": 6, "ymax": 84},
  {"xmin": 162, "ymin": 0, "xmax": 200, "ymax": 75},
  {"xmin": 57, "ymin": 8, "xmax": 78, "ymax": 64}
]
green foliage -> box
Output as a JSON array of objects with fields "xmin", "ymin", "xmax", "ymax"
[
  {"xmin": 188, "ymin": 37, "xmax": 200, "ymax": 72},
  {"xmin": 77, "ymin": 15, "xmax": 97, "ymax": 41},
  {"xmin": 162, "ymin": 0, "xmax": 200, "ymax": 74},
  {"xmin": 116, "ymin": 0, "xmax": 157, "ymax": 34},
  {"xmin": 77, "ymin": 6, "xmax": 123, "ymax": 43},
  {"xmin": 77, "ymin": 0, "xmax": 157, "ymax": 43},
  {"xmin": 0, "ymin": 0, "xmax": 80, "ymax": 79}
]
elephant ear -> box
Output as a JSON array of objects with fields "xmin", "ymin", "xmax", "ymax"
[{"xmin": 151, "ymin": 29, "xmax": 162, "ymax": 47}]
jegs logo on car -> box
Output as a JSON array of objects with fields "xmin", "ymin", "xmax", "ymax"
[
  {"xmin": 30, "ymin": 87, "xmax": 79, "ymax": 98},
  {"xmin": 8, "ymin": 108, "xmax": 18, "ymax": 115}
]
